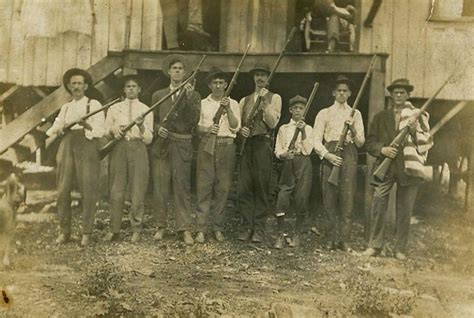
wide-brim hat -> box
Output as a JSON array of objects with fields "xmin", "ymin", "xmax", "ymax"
[
  {"xmin": 387, "ymin": 78, "xmax": 414, "ymax": 93},
  {"xmin": 121, "ymin": 74, "xmax": 142, "ymax": 88},
  {"xmin": 334, "ymin": 75, "xmax": 353, "ymax": 89},
  {"xmin": 162, "ymin": 54, "xmax": 189, "ymax": 77},
  {"xmin": 289, "ymin": 95, "xmax": 307, "ymax": 107},
  {"xmin": 249, "ymin": 63, "xmax": 271, "ymax": 76},
  {"xmin": 205, "ymin": 67, "xmax": 228, "ymax": 84},
  {"xmin": 62, "ymin": 68, "xmax": 93, "ymax": 94}
]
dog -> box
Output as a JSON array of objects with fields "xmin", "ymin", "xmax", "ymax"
[{"xmin": 0, "ymin": 173, "xmax": 26, "ymax": 268}]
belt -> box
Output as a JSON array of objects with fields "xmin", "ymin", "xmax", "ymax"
[
  {"xmin": 202, "ymin": 136, "xmax": 234, "ymax": 146},
  {"xmin": 123, "ymin": 136, "xmax": 142, "ymax": 141},
  {"xmin": 168, "ymin": 132, "xmax": 193, "ymax": 141}
]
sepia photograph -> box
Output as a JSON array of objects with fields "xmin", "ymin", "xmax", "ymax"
[{"xmin": 0, "ymin": 0, "xmax": 473, "ymax": 316}]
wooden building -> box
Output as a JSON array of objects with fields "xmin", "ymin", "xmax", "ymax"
[{"xmin": 0, "ymin": 0, "xmax": 473, "ymax": 214}]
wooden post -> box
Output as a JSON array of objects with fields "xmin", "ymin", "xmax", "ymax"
[
  {"xmin": 465, "ymin": 133, "xmax": 474, "ymax": 213},
  {"xmin": 364, "ymin": 56, "xmax": 386, "ymax": 241}
]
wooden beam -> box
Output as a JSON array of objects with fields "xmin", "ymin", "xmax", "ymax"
[
  {"xmin": 0, "ymin": 85, "xmax": 20, "ymax": 103},
  {"xmin": 364, "ymin": 67, "xmax": 386, "ymax": 241},
  {"xmin": 122, "ymin": 50, "xmax": 388, "ymax": 74},
  {"xmin": 32, "ymin": 87, "xmax": 48, "ymax": 99},
  {"xmin": 0, "ymin": 55, "xmax": 123, "ymax": 154}
]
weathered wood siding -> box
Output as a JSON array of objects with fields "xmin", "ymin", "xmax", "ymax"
[
  {"xmin": 359, "ymin": 0, "xmax": 474, "ymax": 100},
  {"xmin": 0, "ymin": 0, "xmax": 472, "ymax": 101},
  {"xmin": 0, "ymin": 0, "xmax": 163, "ymax": 87}
]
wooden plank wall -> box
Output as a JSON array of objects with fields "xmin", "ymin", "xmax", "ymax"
[
  {"xmin": 0, "ymin": 0, "xmax": 163, "ymax": 87},
  {"xmin": 359, "ymin": 0, "xmax": 474, "ymax": 100},
  {"xmin": 220, "ymin": 0, "xmax": 289, "ymax": 53}
]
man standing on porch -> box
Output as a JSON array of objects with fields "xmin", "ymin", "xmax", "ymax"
[
  {"xmin": 237, "ymin": 64, "xmax": 282, "ymax": 243},
  {"xmin": 151, "ymin": 54, "xmax": 201, "ymax": 246},
  {"xmin": 46, "ymin": 68, "xmax": 105, "ymax": 247},
  {"xmin": 313, "ymin": 75, "xmax": 365, "ymax": 252}
]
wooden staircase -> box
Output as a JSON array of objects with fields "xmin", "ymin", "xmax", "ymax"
[{"xmin": 0, "ymin": 55, "xmax": 124, "ymax": 172}]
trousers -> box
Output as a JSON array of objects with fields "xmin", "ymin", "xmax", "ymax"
[
  {"xmin": 152, "ymin": 138, "xmax": 194, "ymax": 232},
  {"xmin": 56, "ymin": 130, "xmax": 99, "ymax": 235},
  {"xmin": 321, "ymin": 142, "xmax": 357, "ymax": 242},
  {"xmin": 369, "ymin": 176, "xmax": 418, "ymax": 253},
  {"xmin": 276, "ymin": 155, "xmax": 312, "ymax": 233},
  {"xmin": 109, "ymin": 140, "xmax": 149, "ymax": 233},
  {"xmin": 238, "ymin": 135, "xmax": 273, "ymax": 232},
  {"xmin": 196, "ymin": 138, "xmax": 235, "ymax": 232}
]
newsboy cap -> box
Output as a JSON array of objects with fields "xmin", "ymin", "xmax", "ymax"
[
  {"xmin": 206, "ymin": 67, "xmax": 228, "ymax": 84},
  {"xmin": 289, "ymin": 95, "xmax": 307, "ymax": 107}
]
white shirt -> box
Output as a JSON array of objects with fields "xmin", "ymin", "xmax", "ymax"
[
  {"xmin": 275, "ymin": 119, "xmax": 313, "ymax": 158},
  {"xmin": 199, "ymin": 94, "xmax": 241, "ymax": 138},
  {"xmin": 312, "ymin": 102, "xmax": 365, "ymax": 159},
  {"xmin": 46, "ymin": 96, "xmax": 104, "ymax": 140},
  {"xmin": 105, "ymin": 98, "xmax": 154, "ymax": 145}
]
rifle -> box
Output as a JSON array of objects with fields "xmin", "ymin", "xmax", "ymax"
[
  {"xmin": 99, "ymin": 55, "xmax": 207, "ymax": 159},
  {"xmin": 327, "ymin": 55, "xmax": 378, "ymax": 186},
  {"xmin": 238, "ymin": 27, "xmax": 297, "ymax": 156},
  {"xmin": 203, "ymin": 43, "xmax": 252, "ymax": 155},
  {"xmin": 45, "ymin": 97, "xmax": 121, "ymax": 149},
  {"xmin": 287, "ymin": 81, "xmax": 319, "ymax": 153},
  {"xmin": 372, "ymin": 74, "xmax": 454, "ymax": 182}
]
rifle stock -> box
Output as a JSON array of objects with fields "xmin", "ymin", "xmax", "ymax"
[
  {"xmin": 204, "ymin": 43, "xmax": 251, "ymax": 156},
  {"xmin": 372, "ymin": 74, "xmax": 454, "ymax": 182},
  {"xmin": 239, "ymin": 28, "xmax": 297, "ymax": 156},
  {"xmin": 99, "ymin": 55, "xmax": 206, "ymax": 159},
  {"xmin": 327, "ymin": 55, "xmax": 378, "ymax": 186},
  {"xmin": 44, "ymin": 97, "xmax": 121, "ymax": 149}
]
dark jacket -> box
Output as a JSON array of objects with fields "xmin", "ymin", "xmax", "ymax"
[
  {"xmin": 150, "ymin": 87, "xmax": 200, "ymax": 153},
  {"xmin": 366, "ymin": 109, "xmax": 421, "ymax": 186}
]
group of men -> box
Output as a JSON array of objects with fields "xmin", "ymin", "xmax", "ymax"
[{"xmin": 46, "ymin": 53, "xmax": 432, "ymax": 260}]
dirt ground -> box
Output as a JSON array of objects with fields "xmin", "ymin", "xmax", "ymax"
[{"xmin": 1, "ymin": 185, "xmax": 474, "ymax": 317}]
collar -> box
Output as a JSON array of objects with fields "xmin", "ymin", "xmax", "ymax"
[
  {"xmin": 169, "ymin": 84, "xmax": 181, "ymax": 91},
  {"xmin": 393, "ymin": 101, "xmax": 414, "ymax": 112},
  {"xmin": 206, "ymin": 94, "xmax": 224, "ymax": 102},
  {"xmin": 289, "ymin": 118, "xmax": 298, "ymax": 125},
  {"xmin": 125, "ymin": 98, "xmax": 139, "ymax": 103},
  {"xmin": 71, "ymin": 96, "xmax": 87, "ymax": 104},
  {"xmin": 332, "ymin": 101, "xmax": 349, "ymax": 110}
]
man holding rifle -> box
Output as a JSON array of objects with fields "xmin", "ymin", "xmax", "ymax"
[
  {"xmin": 46, "ymin": 68, "xmax": 105, "ymax": 247},
  {"xmin": 313, "ymin": 75, "xmax": 365, "ymax": 252},
  {"xmin": 195, "ymin": 68, "xmax": 240, "ymax": 243},
  {"xmin": 363, "ymin": 78, "xmax": 431, "ymax": 261},
  {"xmin": 274, "ymin": 95, "xmax": 314, "ymax": 249},
  {"xmin": 103, "ymin": 75, "xmax": 153, "ymax": 243},
  {"xmin": 151, "ymin": 54, "xmax": 201, "ymax": 246},
  {"xmin": 238, "ymin": 64, "xmax": 282, "ymax": 243}
]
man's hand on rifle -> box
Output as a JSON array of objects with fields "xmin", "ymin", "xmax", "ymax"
[
  {"xmin": 240, "ymin": 127, "xmax": 251, "ymax": 138},
  {"xmin": 221, "ymin": 97, "xmax": 230, "ymax": 114},
  {"xmin": 77, "ymin": 120, "xmax": 93, "ymax": 131},
  {"xmin": 281, "ymin": 150, "xmax": 295, "ymax": 160},
  {"xmin": 406, "ymin": 114, "xmax": 419, "ymax": 134},
  {"xmin": 112, "ymin": 125, "xmax": 126, "ymax": 140},
  {"xmin": 158, "ymin": 126, "xmax": 170, "ymax": 139},
  {"xmin": 258, "ymin": 88, "xmax": 269, "ymax": 97},
  {"xmin": 209, "ymin": 124, "xmax": 220, "ymax": 134},
  {"xmin": 296, "ymin": 120, "xmax": 306, "ymax": 138},
  {"xmin": 324, "ymin": 153, "xmax": 343, "ymax": 167},
  {"xmin": 135, "ymin": 114, "xmax": 146, "ymax": 133},
  {"xmin": 381, "ymin": 146, "xmax": 398, "ymax": 159},
  {"xmin": 184, "ymin": 82, "xmax": 194, "ymax": 94}
]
